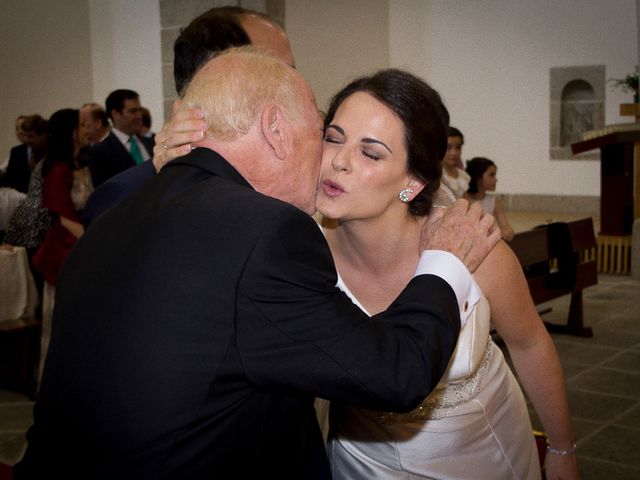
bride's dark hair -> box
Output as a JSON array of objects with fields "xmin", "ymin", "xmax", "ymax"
[{"xmin": 324, "ymin": 69, "xmax": 449, "ymax": 216}]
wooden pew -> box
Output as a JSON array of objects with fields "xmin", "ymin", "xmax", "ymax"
[
  {"xmin": 507, "ymin": 217, "xmax": 598, "ymax": 337},
  {"xmin": 0, "ymin": 317, "xmax": 41, "ymax": 398}
]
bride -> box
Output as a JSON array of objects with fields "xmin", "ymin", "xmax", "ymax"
[{"xmin": 316, "ymin": 69, "xmax": 578, "ymax": 480}]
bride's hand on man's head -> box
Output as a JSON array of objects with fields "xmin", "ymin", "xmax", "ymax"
[{"xmin": 152, "ymin": 100, "xmax": 207, "ymax": 172}]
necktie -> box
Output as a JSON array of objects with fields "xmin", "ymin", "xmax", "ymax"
[{"xmin": 129, "ymin": 136, "xmax": 144, "ymax": 165}]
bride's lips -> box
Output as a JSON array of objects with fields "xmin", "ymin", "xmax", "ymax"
[{"xmin": 321, "ymin": 179, "xmax": 345, "ymax": 197}]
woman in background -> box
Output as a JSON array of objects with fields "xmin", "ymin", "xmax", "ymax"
[
  {"xmin": 3, "ymin": 117, "xmax": 51, "ymax": 295},
  {"xmin": 32, "ymin": 108, "xmax": 89, "ymax": 384},
  {"xmin": 318, "ymin": 69, "xmax": 578, "ymax": 480},
  {"xmin": 465, "ymin": 156, "xmax": 514, "ymax": 241}
]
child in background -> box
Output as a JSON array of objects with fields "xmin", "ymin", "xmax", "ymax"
[
  {"xmin": 465, "ymin": 156, "xmax": 514, "ymax": 241},
  {"xmin": 440, "ymin": 126, "xmax": 470, "ymax": 200}
]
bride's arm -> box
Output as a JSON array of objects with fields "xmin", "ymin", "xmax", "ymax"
[{"xmin": 474, "ymin": 241, "xmax": 579, "ymax": 480}]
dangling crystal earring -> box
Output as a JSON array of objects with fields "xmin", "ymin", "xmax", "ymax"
[{"xmin": 398, "ymin": 188, "xmax": 413, "ymax": 203}]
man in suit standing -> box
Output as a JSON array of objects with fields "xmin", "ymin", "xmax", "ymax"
[
  {"xmin": 87, "ymin": 89, "xmax": 154, "ymax": 187},
  {"xmin": 1, "ymin": 114, "xmax": 47, "ymax": 193},
  {"xmin": 14, "ymin": 48, "xmax": 500, "ymax": 479}
]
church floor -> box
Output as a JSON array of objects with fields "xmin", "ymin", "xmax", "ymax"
[{"xmin": 1, "ymin": 211, "xmax": 638, "ymax": 478}]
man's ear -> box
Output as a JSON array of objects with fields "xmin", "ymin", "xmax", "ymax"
[{"xmin": 260, "ymin": 104, "xmax": 288, "ymax": 160}]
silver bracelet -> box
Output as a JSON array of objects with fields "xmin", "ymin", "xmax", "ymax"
[{"xmin": 546, "ymin": 443, "xmax": 576, "ymax": 456}]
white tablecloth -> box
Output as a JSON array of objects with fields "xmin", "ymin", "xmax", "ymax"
[
  {"xmin": 0, "ymin": 187, "xmax": 26, "ymax": 231},
  {"xmin": 0, "ymin": 245, "xmax": 38, "ymax": 322}
]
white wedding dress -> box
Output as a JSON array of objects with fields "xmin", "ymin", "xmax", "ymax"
[{"xmin": 327, "ymin": 273, "xmax": 541, "ymax": 480}]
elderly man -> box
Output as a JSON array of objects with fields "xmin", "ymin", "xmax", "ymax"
[
  {"xmin": 79, "ymin": 102, "xmax": 110, "ymax": 145},
  {"xmin": 82, "ymin": 6, "xmax": 291, "ymax": 227},
  {"xmin": 14, "ymin": 48, "xmax": 498, "ymax": 479}
]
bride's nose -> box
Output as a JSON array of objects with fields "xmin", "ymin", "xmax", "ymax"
[{"xmin": 330, "ymin": 147, "xmax": 351, "ymax": 172}]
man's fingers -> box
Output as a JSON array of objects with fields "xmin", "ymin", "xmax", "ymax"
[
  {"xmin": 486, "ymin": 220, "xmax": 502, "ymax": 248},
  {"xmin": 478, "ymin": 212, "xmax": 496, "ymax": 233},
  {"xmin": 171, "ymin": 99, "xmax": 183, "ymax": 116},
  {"xmin": 172, "ymin": 108, "xmax": 204, "ymax": 123},
  {"xmin": 447, "ymin": 198, "xmax": 469, "ymax": 217},
  {"xmin": 427, "ymin": 205, "xmax": 446, "ymax": 224},
  {"xmin": 162, "ymin": 130, "xmax": 204, "ymax": 149},
  {"xmin": 467, "ymin": 200, "xmax": 484, "ymax": 220}
]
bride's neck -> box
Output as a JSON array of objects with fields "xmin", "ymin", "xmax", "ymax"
[{"xmin": 329, "ymin": 214, "xmax": 423, "ymax": 274}]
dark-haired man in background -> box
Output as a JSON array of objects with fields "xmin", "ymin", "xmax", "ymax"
[{"xmin": 87, "ymin": 89, "xmax": 154, "ymax": 188}]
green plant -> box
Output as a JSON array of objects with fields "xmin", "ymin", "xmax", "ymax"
[{"xmin": 609, "ymin": 65, "xmax": 639, "ymax": 93}]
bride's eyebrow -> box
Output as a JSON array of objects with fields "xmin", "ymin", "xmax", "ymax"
[
  {"xmin": 325, "ymin": 125, "xmax": 392, "ymax": 154},
  {"xmin": 362, "ymin": 138, "xmax": 392, "ymax": 154}
]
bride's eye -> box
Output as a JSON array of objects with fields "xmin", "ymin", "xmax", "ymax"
[
  {"xmin": 363, "ymin": 149, "xmax": 381, "ymax": 160},
  {"xmin": 323, "ymin": 133, "xmax": 342, "ymax": 144}
]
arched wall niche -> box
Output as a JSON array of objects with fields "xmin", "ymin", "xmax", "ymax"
[
  {"xmin": 550, "ymin": 65, "xmax": 605, "ymax": 160},
  {"xmin": 560, "ymin": 79, "xmax": 596, "ymax": 147}
]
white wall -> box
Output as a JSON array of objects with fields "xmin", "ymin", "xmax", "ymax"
[
  {"xmin": 0, "ymin": 0, "xmax": 163, "ymax": 159},
  {"xmin": 0, "ymin": 0, "xmax": 93, "ymax": 157},
  {"xmin": 286, "ymin": 0, "xmax": 390, "ymax": 113},
  {"xmin": 89, "ymin": 0, "xmax": 163, "ymax": 135},
  {"xmin": 390, "ymin": 0, "xmax": 638, "ymax": 196}
]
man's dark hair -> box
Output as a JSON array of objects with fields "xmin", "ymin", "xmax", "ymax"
[
  {"xmin": 105, "ymin": 89, "xmax": 139, "ymax": 121},
  {"xmin": 173, "ymin": 11, "xmax": 251, "ymax": 97},
  {"xmin": 22, "ymin": 114, "xmax": 48, "ymax": 135}
]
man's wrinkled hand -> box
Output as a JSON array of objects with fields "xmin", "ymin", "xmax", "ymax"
[{"xmin": 421, "ymin": 199, "xmax": 501, "ymax": 272}]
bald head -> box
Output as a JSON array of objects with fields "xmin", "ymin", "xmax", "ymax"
[
  {"xmin": 182, "ymin": 47, "xmax": 305, "ymax": 141},
  {"xmin": 181, "ymin": 47, "xmax": 323, "ymax": 214},
  {"xmin": 240, "ymin": 14, "xmax": 294, "ymax": 68}
]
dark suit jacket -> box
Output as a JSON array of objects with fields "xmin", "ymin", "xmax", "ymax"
[
  {"xmin": 15, "ymin": 148, "xmax": 460, "ymax": 479},
  {"xmin": 88, "ymin": 131, "xmax": 154, "ymax": 188},
  {"xmin": 1, "ymin": 143, "xmax": 30, "ymax": 193},
  {"xmin": 82, "ymin": 160, "xmax": 156, "ymax": 227}
]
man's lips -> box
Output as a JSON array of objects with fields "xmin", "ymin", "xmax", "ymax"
[{"xmin": 321, "ymin": 179, "xmax": 345, "ymax": 197}]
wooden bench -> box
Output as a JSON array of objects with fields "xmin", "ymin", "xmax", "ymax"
[
  {"xmin": 0, "ymin": 317, "xmax": 41, "ymax": 398},
  {"xmin": 507, "ymin": 217, "xmax": 598, "ymax": 337}
]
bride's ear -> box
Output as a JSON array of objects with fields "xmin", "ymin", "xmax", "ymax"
[{"xmin": 407, "ymin": 177, "xmax": 426, "ymax": 194}]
